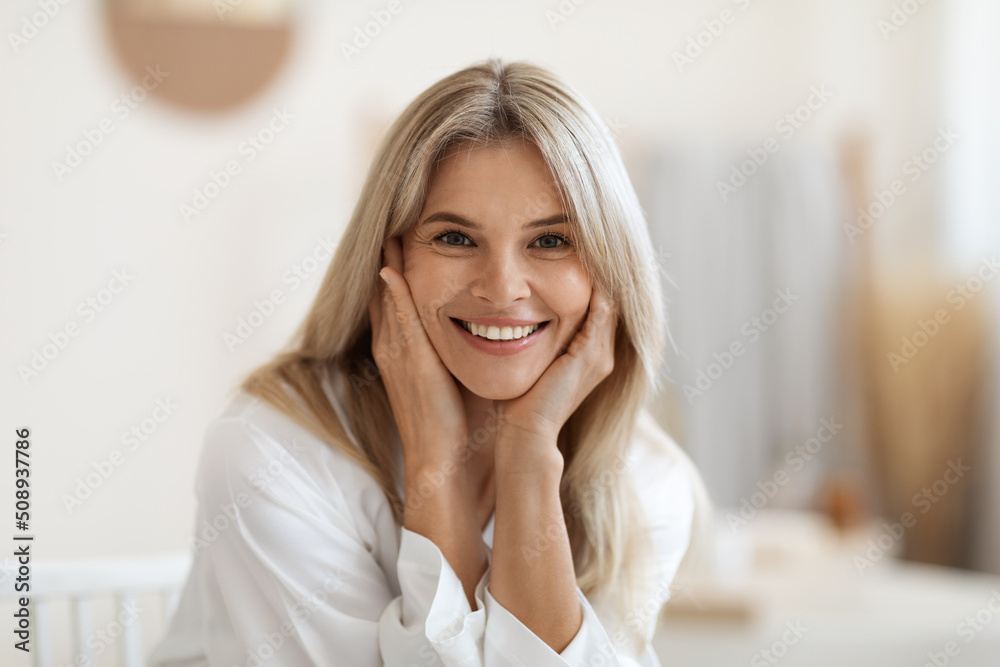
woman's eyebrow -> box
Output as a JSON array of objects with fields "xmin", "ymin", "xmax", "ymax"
[{"xmin": 419, "ymin": 212, "xmax": 571, "ymax": 230}]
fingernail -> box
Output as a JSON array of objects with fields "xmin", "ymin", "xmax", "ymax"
[{"xmin": 379, "ymin": 268, "xmax": 389, "ymax": 285}]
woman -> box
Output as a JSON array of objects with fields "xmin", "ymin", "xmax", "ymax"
[{"xmin": 150, "ymin": 58, "xmax": 709, "ymax": 667}]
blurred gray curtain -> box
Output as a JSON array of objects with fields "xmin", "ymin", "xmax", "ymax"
[{"xmin": 635, "ymin": 141, "xmax": 856, "ymax": 513}]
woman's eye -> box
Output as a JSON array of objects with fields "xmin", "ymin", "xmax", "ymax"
[
  {"xmin": 438, "ymin": 232, "xmax": 470, "ymax": 246},
  {"xmin": 533, "ymin": 234, "xmax": 567, "ymax": 249},
  {"xmin": 434, "ymin": 231, "xmax": 570, "ymax": 249}
]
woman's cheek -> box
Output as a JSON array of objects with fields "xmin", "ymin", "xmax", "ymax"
[
  {"xmin": 547, "ymin": 264, "xmax": 591, "ymax": 327},
  {"xmin": 412, "ymin": 280, "xmax": 439, "ymax": 331},
  {"xmin": 408, "ymin": 265, "xmax": 457, "ymax": 332}
]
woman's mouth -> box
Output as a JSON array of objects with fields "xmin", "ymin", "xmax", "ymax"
[
  {"xmin": 457, "ymin": 319, "xmax": 545, "ymax": 340},
  {"xmin": 450, "ymin": 318, "xmax": 549, "ymax": 356}
]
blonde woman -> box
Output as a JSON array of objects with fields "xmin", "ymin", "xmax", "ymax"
[{"xmin": 150, "ymin": 58, "xmax": 710, "ymax": 667}]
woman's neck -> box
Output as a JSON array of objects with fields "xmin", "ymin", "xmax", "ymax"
[{"xmin": 458, "ymin": 382, "xmax": 498, "ymax": 464}]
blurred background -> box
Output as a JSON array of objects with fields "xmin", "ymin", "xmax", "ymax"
[{"xmin": 2, "ymin": 0, "xmax": 999, "ymax": 665}]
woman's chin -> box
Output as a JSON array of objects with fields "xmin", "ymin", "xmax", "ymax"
[{"xmin": 453, "ymin": 370, "xmax": 536, "ymax": 401}]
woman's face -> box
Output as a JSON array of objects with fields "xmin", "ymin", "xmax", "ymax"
[{"xmin": 400, "ymin": 139, "xmax": 592, "ymax": 400}]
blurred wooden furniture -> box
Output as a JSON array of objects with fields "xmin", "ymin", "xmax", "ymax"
[
  {"xmin": 841, "ymin": 134, "xmax": 994, "ymax": 568},
  {"xmin": 655, "ymin": 510, "xmax": 1000, "ymax": 666}
]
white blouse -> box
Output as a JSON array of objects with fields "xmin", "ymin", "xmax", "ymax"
[{"xmin": 148, "ymin": 367, "xmax": 697, "ymax": 667}]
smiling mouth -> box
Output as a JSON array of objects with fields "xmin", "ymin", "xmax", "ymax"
[{"xmin": 451, "ymin": 318, "xmax": 549, "ymax": 341}]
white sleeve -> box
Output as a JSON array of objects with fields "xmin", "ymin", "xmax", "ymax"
[
  {"xmin": 194, "ymin": 416, "xmax": 494, "ymax": 667},
  {"xmin": 483, "ymin": 576, "xmax": 657, "ymax": 667},
  {"xmin": 394, "ymin": 529, "xmax": 666, "ymax": 667},
  {"xmin": 475, "ymin": 451, "xmax": 695, "ymax": 667},
  {"xmin": 195, "ymin": 416, "xmax": 691, "ymax": 667}
]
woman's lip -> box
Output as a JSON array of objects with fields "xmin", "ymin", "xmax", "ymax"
[{"xmin": 451, "ymin": 318, "xmax": 549, "ymax": 356}]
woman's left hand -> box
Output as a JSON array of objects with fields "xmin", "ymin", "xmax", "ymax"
[{"xmin": 495, "ymin": 283, "xmax": 617, "ymax": 456}]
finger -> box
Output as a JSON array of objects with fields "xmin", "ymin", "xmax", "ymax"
[
  {"xmin": 384, "ymin": 235, "xmax": 405, "ymax": 279},
  {"xmin": 368, "ymin": 281, "xmax": 382, "ymax": 340},
  {"xmin": 370, "ymin": 240, "xmax": 398, "ymax": 357},
  {"xmin": 379, "ymin": 239, "xmax": 403, "ymax": 303},
  {"xmin": 377, "ymin": 255, "xmax": 424, "ymax": 343},
  {"xmin": 589, "ymin": 283, "xmax": 615, "ymax": 326},
  {"xmin": 595, "ymin": 285, "xmax": 617, "ymax": 342},
  {"xmin": 372, "ymin": 242, "xmax": 387, "ymax": 305},
  {"xmin": 586, "ymin": 285, "xmax": 616, "ymax": 340},
  {"xmin": 369, "ymin": 271, "xmax": 394, "ymax": 363},
  {"xmin": 589, "ymin": 285, "xmax": 616, "ymax": 373},
  {"xmin": 566, "ymin": 284, "xmax": 614, "ymax": 370}
]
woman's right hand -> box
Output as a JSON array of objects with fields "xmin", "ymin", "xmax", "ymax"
[{"xmin": 368, "ymin": 236, "xmax": 469, "ymax": 475}]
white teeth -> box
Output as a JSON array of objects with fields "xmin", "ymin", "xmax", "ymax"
[{"xmin": 461, "ymin": 320, "xmax": 541, "ymax": 340}]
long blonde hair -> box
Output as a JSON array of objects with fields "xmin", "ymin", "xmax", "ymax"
[{"xmin": 237, "ymin": 58, "xmax": 707, "ymax": 654}]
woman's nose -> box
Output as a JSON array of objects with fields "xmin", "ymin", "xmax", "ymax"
[{"xmin": 469, "ymin": 251, "xmax": 531, "ymax": 307}]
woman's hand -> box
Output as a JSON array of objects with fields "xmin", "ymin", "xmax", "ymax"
[
  {"xmin": 495, "ymin": 284, "xmax": 618, "ymax": 463},
  {"xmin": 368, "ymin": 236, "xmax": 469, "ymax": 473}
]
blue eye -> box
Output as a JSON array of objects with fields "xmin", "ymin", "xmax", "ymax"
[
  {"xmin": 533, "ymin": 233, "xmax": 569, "ymax": 249},
  {"xmin": 437, "ymin": 231, "xmax": 470, "ymax": 246},
  {"xmin": 432, "ymin": 229, "xmax": 571, "ymax": 249}
]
